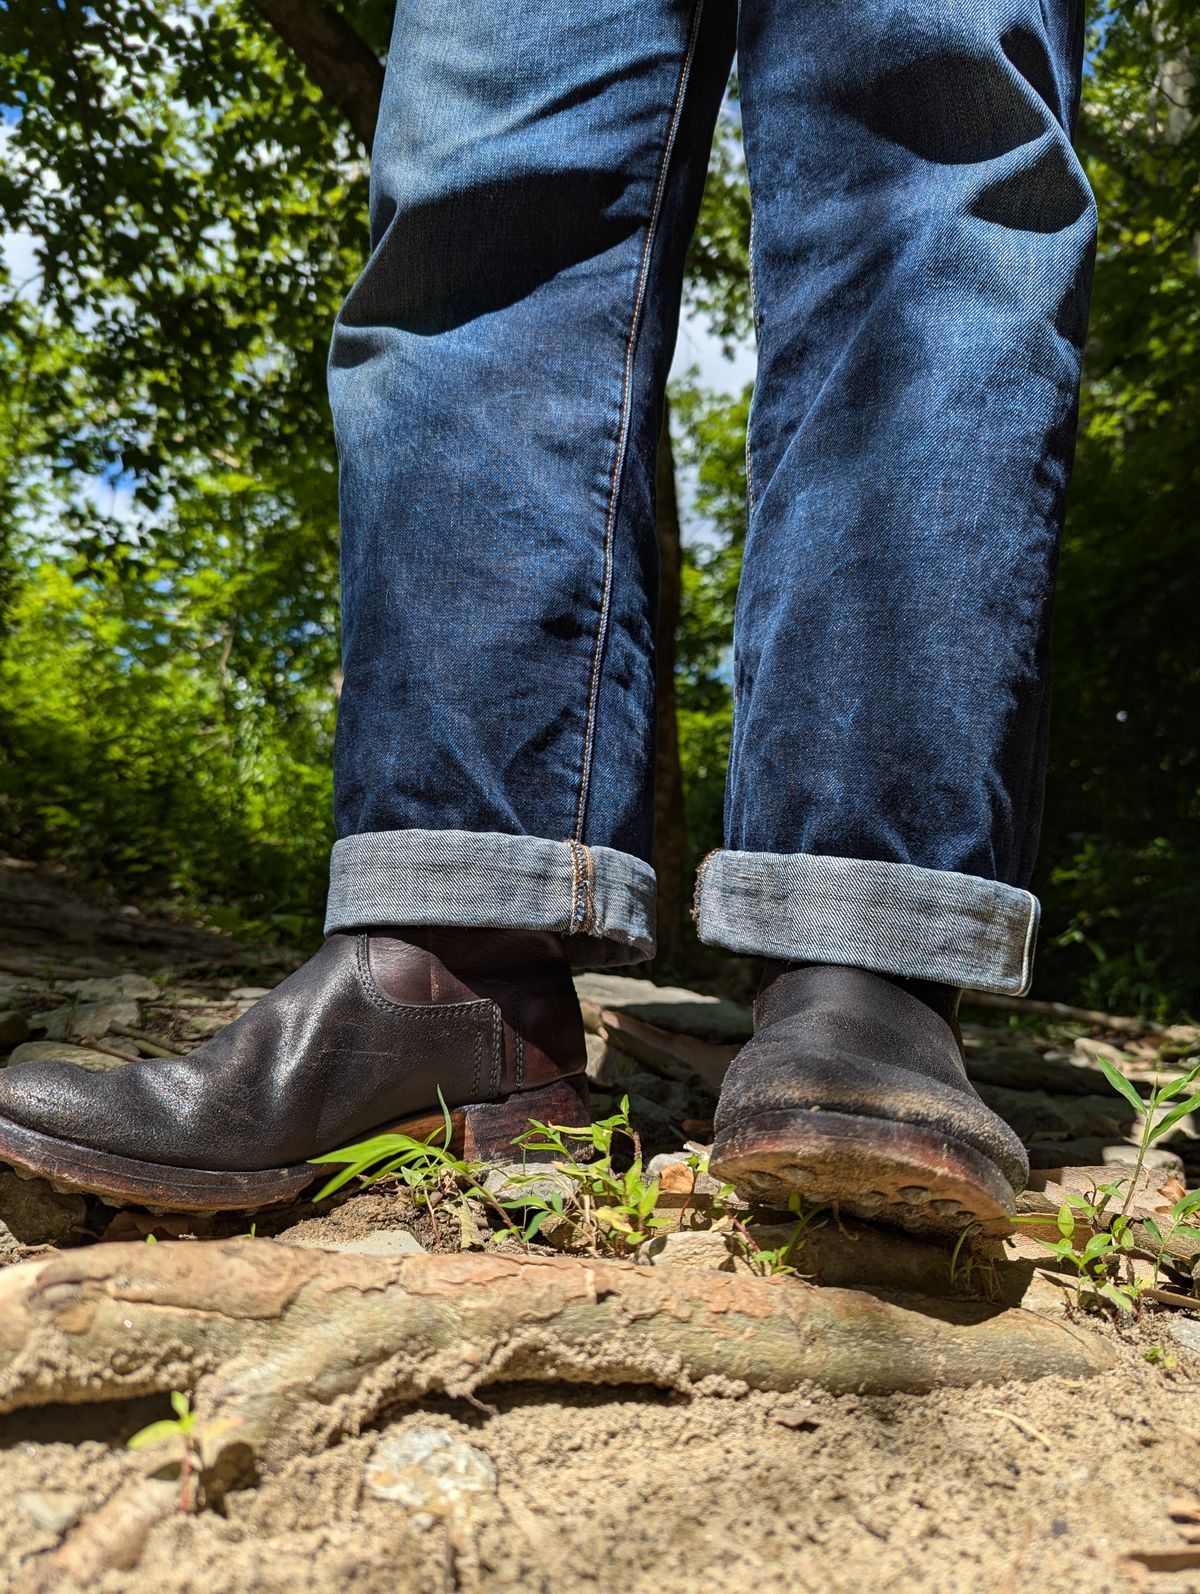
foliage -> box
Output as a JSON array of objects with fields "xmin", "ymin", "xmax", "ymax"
[
  {"xmin": 0, "ymin": 0, "xmax": 363, "ymax": 935},
  {"xmin": 507, "ymin": 1097, "xmax": 676, "ymax": 1256},
  {"xmin": 0, "ymin": 2, "xmax": 1197, "ymax": 1014},
  {"xmin": 1015, "ymin": 1055, "xmax": 1200, "ymax": 1312}
]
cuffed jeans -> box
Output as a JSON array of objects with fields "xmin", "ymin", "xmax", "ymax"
[{"xmin": 325, "ymin": 0, "xmax": 1096, "ymax": 996}]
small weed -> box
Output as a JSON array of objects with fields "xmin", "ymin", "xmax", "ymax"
[
  {"xmin": 1141, "ymin": 1188, "xmax": 1200, "ymax": 1284},
  {"xmin": 1145, "ymin": 1345, "xmax": 1179, "ymax": 1370},
  {"xmin": 1013, "ymin": 1057, "xmax": 1200, "ymax": 1315},
  {"xmin": 948, "ymin": 1225, "xmax": 1002, "ymax": 1300},
  {"xmin": 309, "ymin": 1091, "xmax": 526, "ymax": 1247},
  {"xmin": 732, "ymin": 1194, "xmax": 826, "ymax": 1278},
  {"xmin": 504, "ymin": 1097, "xmax": 673, "ymax": 1257},
  {"xmin": 127, "ymin": 1392, "xmax": 200, "ymax": 1512}
]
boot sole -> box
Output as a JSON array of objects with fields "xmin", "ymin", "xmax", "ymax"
[
  {"xmin": 0, "ymin": 1074, "xmax": 589, "ymax": 1214},
  {"xmin": 710, "ymin": 1109, "xmax": 1016, "ymax": 1237}
]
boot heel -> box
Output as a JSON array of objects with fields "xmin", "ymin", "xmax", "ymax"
[{"xmin": 461, "ymin": 1074, "xmax": 590, "ymax": 1160}]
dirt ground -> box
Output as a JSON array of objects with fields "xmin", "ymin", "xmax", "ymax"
[{"xmin": 1, "ymin": 857, "xmax": 1199, "ymax": 1594}]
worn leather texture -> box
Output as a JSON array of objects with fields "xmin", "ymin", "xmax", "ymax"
[
  {"xmin": 0, "ymin": 928, "xmax": 586, "ymax": 1171},
  {"xmin": 714, "ymin": 964, "xmax": 1029, "ymax": 1190}
]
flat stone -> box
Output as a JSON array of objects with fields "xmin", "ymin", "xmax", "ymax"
[
  {"xmin": 1026, "ymin": 1141, "xmax": 1185, "ymax": 1175},
  {"xmin": 976, "ymin": 1085, "xmax": 1135, "ymax": 1145},
  {"xmin": 646, "ymin": 1152, "xmax": 723, "ymax": 1200},
  {"xmin": 314, "ymin": 1229, "xmax": 427, "ymax": 1257},
  {"xmin": 228, "ymin": 986, "xmax": 272, "ymax": 1002},
  {"xmin": 483, "ymin": 1159, "xmax": 576, "ymax": 1206},
  {"xmin": 29, "ymin": 999, "xmax": 140, "ymax": 1042},
  {"xmin": 585, "ymin": 1032, "xmax": 635, "ymax": 1088},
  {"xmin": 574, "ymin": 973, "xmax": 751, "ymax": 1044},
  {"xmin": 0, "ymin": 1010, "xmax": 29, "ymax": 1047},
  {"xmin": 0, "ymin": 1170, "xmax": 86, "ymax": 1250},
  {"xmin": 58, "ymin": 974, "xmax": 159, "ymax": 1002},
  {"xmin": 642, "ymin": 1230, "xmax": 749, "ymax": 1273},
  {"xmin": 1167, "ymin": 1318, "xmax": 1200, "ymax": 1360},
  {"xmin": 365, "ymin": 1426, "xmax": 497, "ymax": 1522},
  {"xmin": 5, "ymin": 1040, "xmax": 133, "ymax": 1073}
]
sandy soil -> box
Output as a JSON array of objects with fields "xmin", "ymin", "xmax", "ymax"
[{"xmin": 2, "ymin": 858, "xmax": 1199, "ymax": 1593}]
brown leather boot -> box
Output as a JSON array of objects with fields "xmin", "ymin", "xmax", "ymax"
[
  {"xmin": 709, "ymin": 963, "xmax": 1029, "ymax": 1236},
  {"xmin": 0, "ymin": 928, "xmax": 588, "ymax": 1211}
]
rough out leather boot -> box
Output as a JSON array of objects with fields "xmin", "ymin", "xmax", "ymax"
[
  {"xmin": 709, "ymin": 963, "xmax": 1029, "ymax": 1236},
  {"xmin": 0, "ymin": 927, "xmax": 588, "ymax": 1212}
]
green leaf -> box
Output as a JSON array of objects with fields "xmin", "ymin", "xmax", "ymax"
[
  {"xmin": 1149, "ymin": 1093, "xmax": 1200, "ymax": 1143},
  {"xmin": 127, "ymin": 1421, "xmax": 184, "ymax": 1452},
  {"xmin": 1057, "ymin": 1204, "xmax": 1076, "ymax": 1239},
  {"xmin": 1096, "ymin": 1055, "xmax": 1146, "ymax": 1118},
  {"xmin": 169, "ymin": 1390, "xmax": 190, "ymax": 1421}
]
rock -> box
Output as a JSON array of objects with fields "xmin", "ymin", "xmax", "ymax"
[
  {"xmin": 228, "ymin": 986, "xmax": 272, "ymax": 1002},
  {"xmin": 574, "ymin": 972, "xmax": 752, "ymax": 1044},
  {"xmin": 599, "ymin": 1009, "xmax": 734, "ymax": 1092},
  {"xmin": 585, "ymin": 1031, "xmax": 634, "ymax": 1088},
  {"xmin": 646, "ymin": 1152, "xmax": 723, "ymax": 1201},
  {"xmin": 29, "ymin": 998, "xmax": 140, "ymax": 1041},
  {"xmin": 642, "ymin": 1230, "xmax": 749, "ymax": 1273},
  {"xmin": 18, "ymin": 1490, "xmax": 88, "ymax": 1538},
  {"xmin": 0, "ymin": 1170, "xmax": 86, "ymax": 1252},
  {"xmin": 58, "ymin": 974, "xmax": 159, "ymax": 1002},
  {"xmin": 483, "ymin": 1160, "xmax": 576, "ymax": 1206},
  {"xmin": 0, "ymin": 1009, "xmax": 29, "ymax": 1047},
  {"xmin": 976, "ymin": 1085, "xmax": 1135, "ymax": 1145},
  {"xmin": 1167, "ymin": 1318, "xmax": 1200, "ymax": 1361},
  {"xmin": 1072, "ymin": 1036, "xmax": 1134, "ymax": 1068},
  {"xmin": 365, "ymin": 1426, "xmax": 497, "ymax": 1523},
  {"xmin": 5, "ymin": 1040, "xmax": 133, "ymax": 1073},
  {"xmin": 1026, "ymin": 1141, "xmax": 1186, "ymax": 1175},
  {"xmin": 321, "ymin": 1229, "xmax": 427, "ymax": 1258}
]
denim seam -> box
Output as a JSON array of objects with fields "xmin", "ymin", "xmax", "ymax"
[
  {"xmin": 572, "ymin": 0, "xmax": 707, "ymax": 847},
  {"xmin": 326, "ymin": 830, "xmax": 657, "ymax": 965},
  {"xmin": 744, "ymin": 206, "xmax": 759, "ymax": 516}
]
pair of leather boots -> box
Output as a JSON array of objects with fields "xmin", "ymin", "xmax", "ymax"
[{"xmin": 0, "ymin": 927, "xmax": 1027, "ymax": 1235}]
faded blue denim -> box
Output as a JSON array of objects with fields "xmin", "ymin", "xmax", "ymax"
[{"xmin": 326, "ymin": 0, "xmax": 1095, "ymax": 994}]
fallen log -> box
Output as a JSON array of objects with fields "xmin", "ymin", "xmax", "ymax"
[
  {"xmin": 962, "ymin": 992, "xmax": 1163, "ymax": 1036},
  {"xmin": 0, "ymin": 1242, "xmax": 1113, "ymax": 1466}
]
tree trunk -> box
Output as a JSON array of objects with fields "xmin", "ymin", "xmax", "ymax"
[{"xmin": 652, "ymin": 398, "xmax": 691, "ymax": 978}]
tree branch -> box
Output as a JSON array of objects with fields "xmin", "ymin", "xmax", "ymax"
[{"xmin": 245, "ymin": 0, "xmax": 385, "ymax": 152}]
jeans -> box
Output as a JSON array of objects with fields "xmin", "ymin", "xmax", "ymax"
[{"xmin": 325, "ymin": 0, "xmax": 1096, "ymax": 996}]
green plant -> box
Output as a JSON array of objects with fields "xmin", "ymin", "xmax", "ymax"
[
  {"xmin": 309, "ymin": 1090, "xmax": 526, "ymax": 1248},
  {"xmin": 504, "ymin": 1097, "xmax": 674, "ymax": 1258},
  {"xmin": 1140, "ymin": 1187, "xmax": 1200, "ymax": 1285},
  {"xmin": 127, "ymin": 1391, "xmax": 244, "ymax": 1512},
  {"xmin": 1014, "ymin": 1057, "xmax": 1200, "ymax": 1314},
  {"xmin": 1145, "ymin": 1345, "xmax": 1179, "ymax": 1370},
  {"xmin": 127, "ymin": 1391, "xmax": 199, "ymax": 1511},
  {"xmin": 947, "ymin": 1225, "xmax": 1002, "ymax": 1301},
  {"xmin": 733, "ymin": 1195, "xmax": 826, "ymax": 1278}
]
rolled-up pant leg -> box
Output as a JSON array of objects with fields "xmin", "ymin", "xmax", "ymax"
[
  {"xmin": 694, "ymin": 0, "xmax": 1097, "ymax": 994},
  {"xmin": 327, "ymin": 0, "xmax": 736, "ymax": 966}
]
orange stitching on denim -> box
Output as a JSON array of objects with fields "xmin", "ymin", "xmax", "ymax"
[{"xmin": 573, "ymin": 0, "xmax": 707, "ymax": 845}]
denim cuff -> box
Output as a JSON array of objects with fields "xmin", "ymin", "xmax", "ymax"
[
  {"xmin": 693, "ymin": 850, "xmax": 1039, "ymax": 996},
  {"xmin": 325, "ymin": 829, "xmax": 656, "ymax": 968}
]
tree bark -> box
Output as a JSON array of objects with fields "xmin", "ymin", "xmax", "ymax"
[
  {"xmin": 652, "ymin": 399, "xmax": 691, "ymax": 978},
  {"xmin": 245, "ymin": 0, "xmax": 385, "ymax": 152}
]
